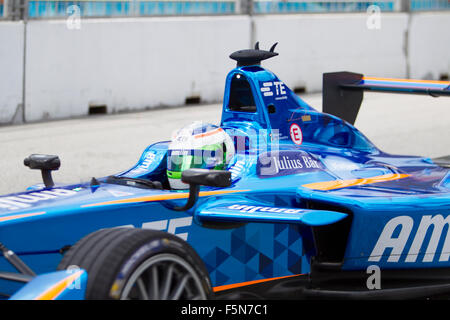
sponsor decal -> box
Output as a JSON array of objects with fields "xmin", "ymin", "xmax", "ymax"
[
  {"xmin": 127, "ymin": 151, "xmax": 158, "ymax": 176},
  {"xmin": 260, "ymin": 81, "xmax": 286, "ymax": 99},
  {"xmin": 0, "ymin": 189, "xmax": 77, "ymax": 211},
  {"xmin": 301, "ymin": 115, "xmax": 311, "ymax": 122},
  {"xmin": 118, "ymin": 217, "xmax": 193, "ymax": 241},
  {"xmin": 369, "ymin": 214, "xmax": 450, "ymax": 263},
  {"xmin": 289, "ymin": 123, "xmax": 303, "ymax": 145},
  {"xmin": 227, "ymin": 204, "xmax": 303, "ymax": 214},
  {"xmin": 258, "ymin": 151, "xmax": 322, "ymax": 177}
]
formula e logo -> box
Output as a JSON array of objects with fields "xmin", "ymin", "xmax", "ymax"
[
  {"xmin": 369, "ymin": 215, "xmax": 450, "ymax": 263},
  {"xmin": 290, "ymin": 124, "xmax": 303, "ymax": 145}
]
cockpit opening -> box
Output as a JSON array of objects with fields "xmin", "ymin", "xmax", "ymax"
[{"xmin": 227, "ymin": 74, "xmax": 257, "ymax": 113}]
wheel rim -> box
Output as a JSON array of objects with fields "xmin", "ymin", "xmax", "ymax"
[{"xmin": 120, "ymin": 253, "xmax": 207, "ymax": 300}]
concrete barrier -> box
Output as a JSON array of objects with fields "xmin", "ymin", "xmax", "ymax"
[
  {"xmin": 253, "ymin": 13, "xmax": 409, "ymax": 92},
  {"xmin": 24, "ymin": 16, "xmax": 251, "ymax": 122},
  {"xmin": 408, "ymin": 12, "xmax": 450, "ymax": 80},
  {"xmin": 0, "ymin": 12, "xmax": 448, "ymax": 124},
  {"xmin": 0, "ymin": 21, "xmax": 24, "ymax": 124}
]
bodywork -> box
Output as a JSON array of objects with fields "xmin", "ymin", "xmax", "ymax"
[{"xmin": 2, "ymin": 49, "xmax": 450, "ymax": 299}]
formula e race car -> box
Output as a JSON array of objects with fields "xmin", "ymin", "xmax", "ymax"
[{"xmin": 1, "ymin": 43, "xmax": 449, "ymax": 300}]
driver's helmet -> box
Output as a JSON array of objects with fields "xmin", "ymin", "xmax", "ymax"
[{"xmin": 167, "ymin": 121, "xmax": 235, "ymax": 189}]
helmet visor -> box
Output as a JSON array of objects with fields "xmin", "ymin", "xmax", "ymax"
[{"xmin": 167, "ymin": 148, "xmax": 225, "ymax": 176}]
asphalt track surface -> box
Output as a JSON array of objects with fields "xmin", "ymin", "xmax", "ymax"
[{"xmin": 0, "ymin": 92, "xmax": 449, "ymax": 195}]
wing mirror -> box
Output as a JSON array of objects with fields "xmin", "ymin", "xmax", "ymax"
[
  {"xmin": 181, "ymin": 169, "xmax": 231, "ymax": 188},
  {"xmin": 24, "ymin": 154, "xmax": 60, "ymax": 188},
  {"xmin": 172, "ymin": 169, "xmax": 231, "ymax": 211}
]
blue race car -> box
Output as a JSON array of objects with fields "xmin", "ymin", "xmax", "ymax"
[{"xmin": 1, "ymin": 43, "xmax": 450, "ymax": 300}]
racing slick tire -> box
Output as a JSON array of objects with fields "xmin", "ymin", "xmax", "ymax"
[{"xmin": 57, "ymin": 228, "xmax": 213, "ymax": 300}]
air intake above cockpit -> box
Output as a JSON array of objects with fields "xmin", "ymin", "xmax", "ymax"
[{"xmin": 229, "ymin": 42, "xmax": 279, "ymax": 67}]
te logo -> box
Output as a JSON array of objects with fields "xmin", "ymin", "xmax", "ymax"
[
  {"xmin": 118, "ymin": 217, "xmax": 192, "ymax": 240},
  {"xmin": 141, "ymin": 217, "xmax": 193, "ymax": 241},
  {"xmin": 289, "ymin": 123, "xmax": 303, "ymax": 145},
  {"xmin": 261, "ymin": 81, "xmax": 286, "ymax": 97},
  {"xmin": 273, "ymin": 81, "xmax": 286, "ymax": 96}
]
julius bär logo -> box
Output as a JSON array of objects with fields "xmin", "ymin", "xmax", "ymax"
[
  {"xmin": 258, "ymin": 151, "xmax": 322, "ymax": 177},
  {"xmin": 273, "ymin": 155, "xmax": 320, "ymax": 174}
]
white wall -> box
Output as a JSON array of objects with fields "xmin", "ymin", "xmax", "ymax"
[
  {"xmin": 253, "ymin": 13, "xmax": 409, "ymax": 92},
  {"xmin": 408, "ymin": 12, "xmax": 450, "ymax": 79},
  {"xmin": 0, "ymin": 12, "xmax": 448, "ymax": 124},
  {"xmin": 0, "ymin": 21, "xmax": 24, "ymax": 124},
  {"xmin": 24, "ymin": 16, "xmax": 251, "ymax": 122}
]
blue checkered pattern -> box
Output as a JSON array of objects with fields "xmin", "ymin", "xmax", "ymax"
[{"xmin": 201, "ymin": 223, "xmax": 307, "ymax": 286}]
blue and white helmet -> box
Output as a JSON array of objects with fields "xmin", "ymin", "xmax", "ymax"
[{"xmin": 167, "ymin": 121, "xmax": 235, "ymax": 189}]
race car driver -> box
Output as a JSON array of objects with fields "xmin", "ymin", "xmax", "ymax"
[{"xmin": 167, "ymin": 121, "xmax": 235, "ymax": 189}]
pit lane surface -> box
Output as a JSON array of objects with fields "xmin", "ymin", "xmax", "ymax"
[{"xmin": 0, "ymin": 92, "xmax": 449, "ymax": 195}]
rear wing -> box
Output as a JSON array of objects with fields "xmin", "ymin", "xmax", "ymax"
[{"xmin": 323, "ymin": 71, "xmax": 450, "ymax": 125}]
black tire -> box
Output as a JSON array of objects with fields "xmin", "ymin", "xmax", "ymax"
[{"xmin": 58, "ymin": 228, "xmax": 213, "ymax": 300}]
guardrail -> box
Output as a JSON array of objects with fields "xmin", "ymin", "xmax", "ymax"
[
  {"xmin": 26, "ymin": 0, "xmax": 400, "ymax": 18},
  {"xmin": 0, "ymin": 0, "xmax": 5, "ymax": 18},
  {"xmin": 253, "ymin": 0, "xmax": 397, "ymax": 13},
  {"xmin": 0, "ymin": 0, "xmax": 447, "ymax": 19},
  {"xmin": 27, "ymin": 0, "xmax": 237, "ymax": 18},
  {"xmin": 411, "ymin": 0, "xmax": 450, "ymax": 11},
  {"xmin": 0, "ymin": 4, "xmax": 448, "ymax": 125}
]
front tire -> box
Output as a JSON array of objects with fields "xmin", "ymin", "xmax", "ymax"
[{"xmin": 58, "ymin": 228, "xmax": 213, "ymax": 300}]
